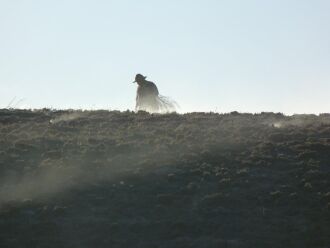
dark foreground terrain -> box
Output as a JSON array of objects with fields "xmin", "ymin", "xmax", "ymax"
[{"xmin": 0, "ymin": 109, "xmax": 329, "ymax": 248}]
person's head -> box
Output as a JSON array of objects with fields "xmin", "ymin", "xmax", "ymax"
[{"xmin": 133, "ymin": 74, "xmax": 147, "ymax": 85}]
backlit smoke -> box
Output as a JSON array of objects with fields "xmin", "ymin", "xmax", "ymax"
[
  {"xmin": 157, "ymin": 95, "xmax": 179, "ymax": 113},
  {"xmin": 135, "ymin": 95, "xmax": 178, "ymax": 114},
  {"xmin": 50, "ymin": 112, "xmax": 85, "ymax": 124}
]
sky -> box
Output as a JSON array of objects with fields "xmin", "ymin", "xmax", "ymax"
[{"xmin": 0, "ymin": 0, "xmax": 329, "ymax": 114}]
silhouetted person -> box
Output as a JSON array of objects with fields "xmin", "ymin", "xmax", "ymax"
[{"xmin": 133, "ymin": 74, "xmax": 177, "ymax": 113}]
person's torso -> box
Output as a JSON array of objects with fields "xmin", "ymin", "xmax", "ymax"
[{"xmin": 137, "ymin": 80, "xmax": 159, "ymax": 98}]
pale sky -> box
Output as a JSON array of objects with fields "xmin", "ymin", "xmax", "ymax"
[{"xmin": 0, "ymin": 0, "xmax": 329, "ymax": 114}]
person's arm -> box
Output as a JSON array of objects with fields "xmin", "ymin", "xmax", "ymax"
[
  {"xmin": 151, "ymin": 82, "xmax": 159, "ymax": 95},
  {"xmin": 135, "ymin": 87, "xmax": 141, "ymax": 111},
  {"xmin": 135, "ymin": 97, "xmax": 138, "ymax": 111}
]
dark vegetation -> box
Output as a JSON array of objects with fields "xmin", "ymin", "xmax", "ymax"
[{"xmin": 0, "ymin": 109, "xmax": 330, "ymax": 248}]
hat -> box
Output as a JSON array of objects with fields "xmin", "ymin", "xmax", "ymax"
[{"xmin": 133, "ymin": 73, "xmax": 147, "ymax": 83}]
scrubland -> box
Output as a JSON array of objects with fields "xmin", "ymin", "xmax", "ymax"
[{"xmin": 0, "ymin": 109, "xmax": 329, "ymax": 247}]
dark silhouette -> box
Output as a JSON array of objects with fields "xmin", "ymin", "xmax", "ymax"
[{"xmin": 133, "ymin": 74, "xmax": 177, "ymax": 113}]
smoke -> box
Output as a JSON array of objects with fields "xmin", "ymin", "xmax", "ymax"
[
  {"xmin": 157, "ymin": 95, "xmax": 179, "ymax": 113},
  {"xmin": 270, "ymin": 114, "xmax": 330, "ymax": 128},
  {"xmin": 0, "ymin": 164, "xmax": 83, "ymax": 206},
  {"xmin": 50, "ymin": 112, "xmax": 85, "ymax": 124},
  {"xmin": 136, "ymin": 95, "xmax": 179, "ymax": 114},
  {"xmin": 0, "ymin": 151, "xmax": 148, "ymax": 207}
]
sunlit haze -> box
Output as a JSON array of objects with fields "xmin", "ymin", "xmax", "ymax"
[{"xmin": 1, "ymin": 0, "xmax": 329, "ymax": 114}]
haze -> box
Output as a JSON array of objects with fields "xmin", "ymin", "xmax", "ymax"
[{"xmin": 0, "ymin": 0, "xmax": 329, "ymax": 114}]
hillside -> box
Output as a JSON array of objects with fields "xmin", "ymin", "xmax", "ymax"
[{"xmin": 0, "ymin": 109, "xmax": 330, "ymax": 248}]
